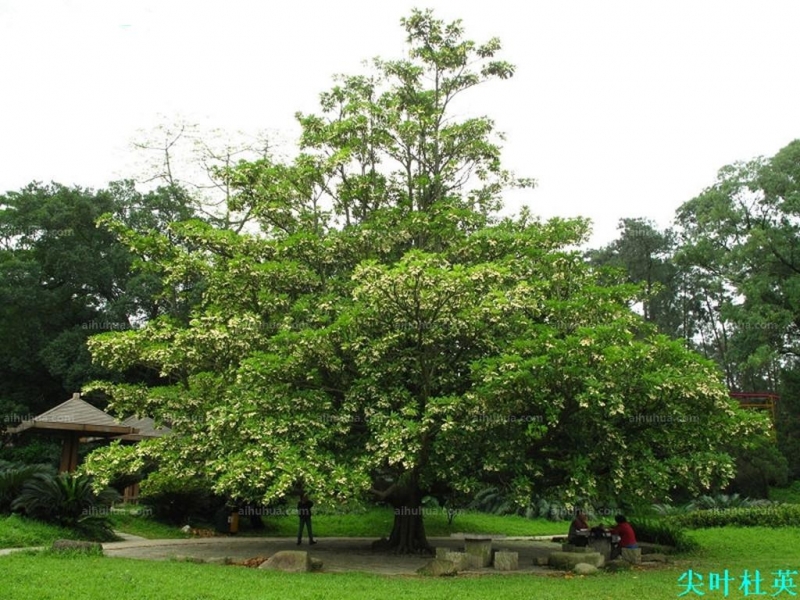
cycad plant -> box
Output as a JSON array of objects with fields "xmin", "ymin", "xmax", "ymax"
[
  {"xmin": 685, "ymin": 493, "xmax": 773, "ymax": 511},
  {"xmin": 12, "ymin": 472, "xmax": 119, "ymax": 539},
  {"xmin": 0, "ymin": 461, "xmax": 55, "ymax": 514},
  {"xmin": 470, "ymin": 487, "xmax": 515, "ymax": 515}
]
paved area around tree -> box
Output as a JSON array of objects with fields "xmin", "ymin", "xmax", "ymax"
[{"xmin": 98, "ymin": 535, "xmax": 562, "ymax": 575}]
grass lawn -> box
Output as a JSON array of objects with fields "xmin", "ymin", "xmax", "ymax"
[
  {"xmin": 254, "ymin": 506, "xmax": 565, "ymax": 538},
  {"xmin": 2, "ymin": 506, "xmax": 562, "ymax": 547},
  {"xmin": 686, "ymin": 527, "xmax": 800, "ymax": 570},
  {"xmin": 2, "ymin": 527, "xmax": 798, "ymax": 600},
  {"xmin": 0, "ymin": 515, "xmax": 86, "ymax": 548},
  {"xmin": 107, "ymin": 509, "xmax": 191, "ymax": 540},
  {"xmin": 0, "ymin": 511, "xmax": 190, "ymax": 547}
]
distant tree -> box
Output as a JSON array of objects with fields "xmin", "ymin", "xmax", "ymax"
[
  {"xmin": 0, "ymin": 181, "xmax": 199, "ymax": 420},
  {"xmin": 131, "ymin": 120, "xmax": 274, "ymax": 232},
  {"xmin": 778, "ymin": 368, "xmax": 800, "ymax": 480},
  {"xmin": 674, "ymin": 142, "xmax": 800, "ymax": 388},
  {"xmin": 674, "ymin": 139, "xmax": 800, "ymax": 477},
  {"xmin": 588, "ymin": 218, "xmax": 683, "ymax": 337}
]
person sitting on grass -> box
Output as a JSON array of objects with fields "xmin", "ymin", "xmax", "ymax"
[
  {"xmin": 567, "ymin": 510, "xmax": 590, "ymax": 546},
  {"xmin": 608, "ymin": 514, "xmax": 637, "ymax": 557}
]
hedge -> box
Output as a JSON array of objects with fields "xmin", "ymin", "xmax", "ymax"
[{"xmin": 672, "ymin": 504, "xmax": 800, "ymax": 528}]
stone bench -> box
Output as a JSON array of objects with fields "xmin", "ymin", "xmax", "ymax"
[
  {"xmin": 493, "ymin": 550, "xmax": 519, "ymax": 571},
  {"xmin": 563, "ymin": 538, "xmax": 613, "ymax": 561},
  {"xmin": 439, "ymin": 534, "xmax": 525, "ymax": 570},
  {"xmin": 436, "ymin": 546, "xmax": 519, "ymax": 571},
  {"xmin": 435, "ymin": 548, "xmax": 471, "ymax": 570},
  {"xmin": 464, "ymin": 535, "xmax": 493, "ymax": 567},
  {"xmin": 621, "ymin": 547, "xmax": 642, "ymax": 565},
  {"xmin": 548, "ymin": 550, "xmax": 605, "ymax": 569},
  {"xmin": 588, "ymin": 538, "xmax": 612, "ymax": 561}
]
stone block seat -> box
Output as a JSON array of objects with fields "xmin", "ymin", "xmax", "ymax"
[
  {"xmin": 548, "ymin": 550, "xmax": 605, "ymax": 569},
  {"xmin": 493, "ymin": 550, "xmax": 519, "ymax": 571},
  {"xmin": 463, "ymin": 535, "xmax": 493, "ymax": 568},
  {"xmin": 621, "ymin": 547, "xmax": 642, "ymax": 565}
]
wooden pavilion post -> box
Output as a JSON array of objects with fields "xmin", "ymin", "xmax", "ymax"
[{"xmin": 58, "ymin": 432, "xmax": 81, "ymax": 473}]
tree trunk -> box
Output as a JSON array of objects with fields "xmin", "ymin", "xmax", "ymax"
[
  {"xmin": 386, "ymin": 504, "xmax": 432, "ymax": 554},
  {"xmin": 372, "ymin": 482, "xmax": 433, "ymax": 555}
]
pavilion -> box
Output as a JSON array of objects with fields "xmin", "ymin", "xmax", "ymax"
[{"xmin": 8, "ymin": 393, "xmax": 137, "ymax": 472}]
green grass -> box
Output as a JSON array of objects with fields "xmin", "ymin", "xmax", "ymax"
[
  {"xmin": 0, "ymin": 505, "xmax": 569, "ymax": 548},
  {"xmin": 0, "ymin": 508, "xmax": 189, "ymax": 547},
  {"xmin": 255, "ymin": 507, "xmax": 565, "ymax": 538},
  {"xmin": 107, "ymin": 508, "xmax": 191, "ymax": 540},
  {"xmin": 685, "ymin": 527, "xmax": 800, "ymax": 569},
  {"xmin": 0, "ymin": 554, "xmax": 670, "ymax": 600},
  {"xmin": 1, "ymin": 505, "xmax": 624, "ymax": 548},
  {"xmin": 0, "ymin": 515, "xmax": 87, "ymax": 548},
  {"xmin": 426, "ymin": 509, "xmax": 564, "ymax": 536},
  {"xmin": 2, "ymin": 527, "xmax": 798, "ymax": 600}
]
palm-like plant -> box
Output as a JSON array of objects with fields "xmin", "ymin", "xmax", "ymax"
[
  {"xmin": 0, "ymin": 461, "xmax": 55, "ymax": 514},
  {"xmin": 684, "ymin": 493, "xmax": 774, "ymax": 512},
  {"xmin": 12, "ymin": 472, "xmax": 119, "ymax": 538},
  {"xmin": 470, "ymin": 487, "xmax": 514, "ymax": 515}
]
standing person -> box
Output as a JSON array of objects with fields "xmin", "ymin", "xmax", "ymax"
[
  {"xmin": 608, "ymin": 514, "xmax": 637, "ymax": 557},
  {"xmin": 297, "ymin": 494, "xmax": 317, "ymax": 545}
]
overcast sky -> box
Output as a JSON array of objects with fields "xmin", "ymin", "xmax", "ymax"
[{"xmin": 1, "ymin": 0, "xmax": 799, "ymax": 247}]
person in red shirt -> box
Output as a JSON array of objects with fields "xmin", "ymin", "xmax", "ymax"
[{"xmin": 608, "ymin": 514, "xmax": 637, "ymax": 555}]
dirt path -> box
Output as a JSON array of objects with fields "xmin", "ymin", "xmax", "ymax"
[{"xmin": 102, "ymin": 536, "xmax": 562, "ymax": 575}]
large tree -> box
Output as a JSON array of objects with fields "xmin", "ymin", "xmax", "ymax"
[
  {"xmin": 82, "ymin": 10, "xmax": 766, "ymax": 553},
  {"xmin": 676, "ymin": 142, "xmax": 800, "ymax": 385},
  {"xmin": 674, "ymin": 139, "xmax": 800, "ymax": 478}
]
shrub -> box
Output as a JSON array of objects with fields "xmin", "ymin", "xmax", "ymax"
[
  {"xmin": 631, "ymin": 517, "xmax": 699, "ymax": 553},
  {"xmin": 470, "ymin": 486, "xmax": 515, "ymax": 516},
  {"xmin": 0, "ymin": 439, "xmax": 61, "ymax": 467},
  {"xmin": 11, "ymin": 472, "xmax": 119, "ymax": 540},
  {"xmin": 531, "ymin": 497, "xmax": 573, "ymax": 521},
  {"xmin": 769, "ymin": 481, "xmax": 800, "ymax": 504},
  {"xmin": 470, "ymin": 487, "xmax": 574, "ymax": 521},
  {"xmin": 631, "ymin": 518, "xmax": 698, "ymax": 552},
  {"xmin": 685, "ymin": 494, "xmax": 773, "ymax": 511},
  {"xmin": 0, "ymin": 461, "xmax": 55, "ymax": 514},
  {"xmin": 673, "ymin": 504, "xmax": 800, "ymax": 528},
  {"xmin": 421, "ymin": 495, "xmax": 460, "ymax": 525},
  {"xmin": 729, "ymin": 437, "xmax": 789, "ymax": 498},
  {"xmin": 650, "ymin": 494, "xmax": 776, "ymax": 518},
  {"xmin": 650, "ymin": 503, "xmax": 690, "ymax": 517},
  {"xmin": 140, "ymin": 486, "xmax": 225, "ymax": 525}
]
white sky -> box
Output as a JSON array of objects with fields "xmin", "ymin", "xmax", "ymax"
[{"xmin": 1, "ymin": 0, "xmax": 799, "ymax": 247}]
